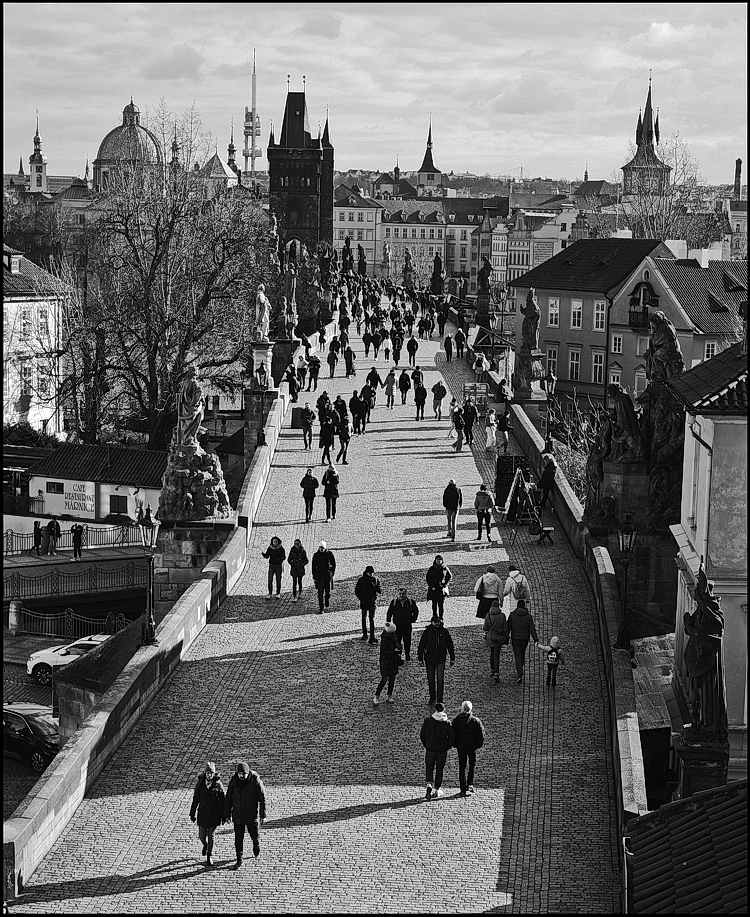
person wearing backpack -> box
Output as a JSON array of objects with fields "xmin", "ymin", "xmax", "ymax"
[
  {"xmin": 431, "ymin": 380, "xmax": 447, "ymax": 419},
  {"xmin": 502, "ymin": 565, "xmax": 530, "ymax": 612},
  {"xmin": 483, "ymin": 599, "xmax": 510, "ymax": 681},
  {"xmin": 508, "ymin": 599, "xmax": 539, "ymax": 683},
  {"xmin": 474, "ymin": 565, "xmax": 502, "ymax": 619}
]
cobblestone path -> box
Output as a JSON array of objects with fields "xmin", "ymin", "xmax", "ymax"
[{"xmin": 13, "ymin": 307, "xmax": 621, "ymax": 914}]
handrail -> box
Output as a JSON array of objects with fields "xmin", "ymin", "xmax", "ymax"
[
  {"xmin": 3, "ymin": 524, "xmax": 143, "ymax": 557},
  {"xmin": 3, "ymin": 559, "xmax": 148, "ymax": 600}
]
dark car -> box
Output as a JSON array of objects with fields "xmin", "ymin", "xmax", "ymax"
[{"xmin": 3, "ymin": 703, "xmax": 60, "ymax": 773}]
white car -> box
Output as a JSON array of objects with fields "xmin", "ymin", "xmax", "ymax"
[{"xmin": 27, "ymin": 634, "xmax": 110, "ymax": 685}]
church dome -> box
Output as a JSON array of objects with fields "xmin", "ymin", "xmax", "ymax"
[{"xmin": 94, "ymin": 99, "xmax": 162, "ymax": 167}]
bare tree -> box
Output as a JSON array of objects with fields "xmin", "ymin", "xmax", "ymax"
[{"xmin": 389, "ymin": 242, "xmax": 434, "ymax": 288}]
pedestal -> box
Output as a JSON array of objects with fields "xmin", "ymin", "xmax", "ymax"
[
  {"xmin": 271, "ymin": 338, "xmax": 295, "ymax": 386},
  {"xmin": 602, "ymin": 461, "xmax": 649, "ymax": 527},
  {"xmin": 318, "ymin": 290, "xmax": 333, "ymax": 325},
  {"xmin": 514, "ymin": 347, "xmax": 545, "ymax": 395},
  {"xmin": 672, "ymin": 732, "xmax": 730, "ymax": 799},
  {"xmin": 250, "ymin": 340, "xmax": 275, "ymax": 386},
  {"xmin": 243, "ymin": 387, "xmax": 277, "ymax": 466},
  {"xmin": 475, "ymin": 292, "xmax": 491, "ymax": 326}
]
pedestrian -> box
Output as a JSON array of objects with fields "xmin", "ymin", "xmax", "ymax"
[
  {"xmin": 483, "ymin": 599, "xmax": 510, "ymax": 681},
  {"xmin": 386, "ymin": 586, "xmax": 420, "ymax": 661},
  {"xmin": 474, "ymin": 564, "xmax": 502, "ymax": 620},
  {"xmin": 307, "ymin": 354, "xmax": 321, "ymax": 391},
  {"xmin": 261, "ymin": 536, "xmax": 286, "ymax": 599},
  {"xmin": 349, "ymin": 390, "xmax": 365, "ymax": 434},
  {"xmin": 398, "ymin": 368, "xmax": 411, "ymax": 404},
  {"xmin": 463, "ymin": 398, "xmax": 478, "ymax": 445},
  {"xmin": 392, "ymin": 336, "xmax": 403, "ymax": 366},
  {"xmin": 474, "ymin": 352, "xmax": 488, "ymax": 383},
  {"xmin": 420, "ymin": 702, "xmax": 454, "ymax": 800},
  {"xmin": 474, "ymin": 483, "xmax": 495, "ymax": 542},
  {"xmin": 312, "ymin": 540, "xmax": 336, "ymax": 613},
  {"xmin": 411, "ymin": 365, "xmax": 424, "ymax": 388},
  {"xmin": 371, "ymin": 331, "xmax": 381, "ymax": 358},
  {"xmin": 300, "ymin": 402, "xmax": 316, "ymax": 450},
  {"xmin": 407, "ymin": 334, "xmax": 419, "ymax": 367},
  {"xmin": 384, "ymin": 368, "xmax": 397, "ymax": 409},
  {"xmin": 360, "ymin": 382, "xmax": 375, "ymax": 425},
  {"xmin": 285, "ymin": 364, "xmax": 300, "ymax": 402},
  {"xmin": 355, "ymin": 564, "xmax": 382, "ymax": 644},
  {"xmin": 485, "ymin": 408, "xmax": 497, "ymax": 451},
  {"xmin": 538, "ymin": 452, "xmax": 557, "ymax": 510},
  {"xmin": 414, "ymin": 381, "xmax": 427, "ymax": 420},
  {"xmin": 452, "ymin": 701, "xmax": 485, "ymax": 796},
  {"xmin": 437, "ymin": 310, "xmax": 447, "ymax": 338},
  {"xmin": 288, "ymin": 538, "xmax": 308, "ymax": 602},
  {"xmin": 454, "ymin": 327, "xmax": 466, "ymax": 358},
  {"xmin": 496, "ymin": 411, "xmax": 513, "ymax": 454},
  {"xmin": 362, "ymin": 329, "xmax": 373, "ymax": 358},
  {"xmin": 502, "ymin": 565, "xmax": 531, "ymax": 612},
  {"xmin": 383, "ymin": 337, "xmax": 391, "ymax": 362},
  {"xmin": 508, "ymin": 599, "xmax": 539, "ymax": 683},
  {"xmin": 537, "ymin": 635, "xmax": 565, "ymax": 686},
  {"xmin": 33, "ymin": 520, "xmax": 43, "ymax": 557},
  {"xmin": 319, "ymin": 414, "xmax": 336, "ymax": 465},
  {"xmin": 71, "ymin": 523, "xmax": 84, "ymax": 560},
  {"xmin": 332, "ymin": 393, "xmax": 349, "ymax": 425},
  {"xmin": 316, "ymin": 390, "xmax": 331, "ymax": 422},
  {"xmin": 444, "ymin": 334, "xmax": 453, "ymax": 362},
  {"xmin": 190, "ymin": 761, "xmax": 226, "ymax": 869},
  {"xmin": 300, "ymin": 467, "xmax": 319, "ymax": 523},
  {"xmin": 373, "ymin": 622, "xmax": 402, "ymax": 704},
  {"xmin": 224, "ymin": 762, "xmax": 266, "ymax": 869},
  {"xmin": 47, "ymin": 517, "xmax": 60, "ymax": 555},
  {"xmin": 431, "ymin": 380, "xmax": 447, "ymax": 419},
  {"xmin": 336, "ymin": 415, "xmax": 351, "ymax": 464},
  {"xmin": 442, "ymin": 479, "xmax": 463, "ymax": 541},
  {"xmin": 322, "ymin": 461, "xmax": 340, "ymax": 521},
  {"xmin": 329, "ymin": 334, "xmax": 341, "ymax": 357},
  {"xmin": 366, "ymin": 366, "xmax": 383, "ymax": 397},
  {"xmin": 498, "ymin": 378, "xmax": 511, "ymax": 413},
  {"xmin": 344, "ymin": 345, "xmax": 356, "ymax": 378},
  {"xmin": 425, "ymin": 555, "xmax": 453, "ymax": 620},
  {"xmin": 452, "ymin": 405, "xmax": 465, "ymax": 452},
  {"xmin": 327, "ymin": 349, "xmax": 338, "ymax": 379},
  {"xmin": 296, "ymin": 353, "xmax": 309, "ymax": 389}
]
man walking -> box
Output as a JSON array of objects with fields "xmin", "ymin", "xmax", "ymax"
[
  {"xmin": 463, "ymin": 397, "xmax": 478, "ymax": 445},
  {"xmin": 444, "ymin": 334, "xmax": 453, "ymax": 363},
  {"xmin": 454, "ymin": 327, "xmax": 466, "ymax": 358},
  {"xmin": 312, "ymin": 540, "xmax": 336, "ymax": 613},
  {"xmin": 426, "ymin": 555, "xmax": 452, "ymax": 620},
  {"xmin": 306, "ymin": 354, "xmax": 321, "ymax": 391},
  {"xmin": 47, "ymin": 517, "xmax": 60, "ymax": 555},
  {"xmin": 300, "ymin": 467, "xmax": 319, "ymax": 523},
  {"xmin": 452, "ymin": 701, "xmax": 485, "ymax": 796},
  {"xmin": 474, "ymin": 483, "xmax": 495, "ymax": 542},
  {"xmin": 431, "ymin": 379, "xmax": 447, "ymax": 419},
  {"xmin": 224, "ymin": 761, "xmax": 266, "ymax": 869},
  {"xmin": 508, "ymin": 599, "xmax": 539, "ymax": 684},
  {"xmin": 355, "ymin": 564, "xmax": 382, "ymax": 644},
  {"xmin": 420, "ymin": 702, "xmax": 454, "ymax": 800},
  {"xmin": 300, "ymin": 402, "xmax": 316, "ymax": 450},
  {"xmin": 442, "ymin": 478, "xmax": 463, "ymax": 540},
  {"xmin": 407, "ymin": 334, "xmax": 419, "ymax": 367},
  {"xmin": 418, "ymin": 615, "xmax": 456, "ymax": 706},
  {"xmin": 414, "ymin": 381, "xmax": 427, "ymax": 421},
  {"xmin": 190, "ymin": 761, "xmax": 226, "ymax": 868},
  {"xmin": 452, "ymin": 405, "xmax": 465, "ymax": 452},
  {"xmin": 386, "ymin": 587, "xmax": 419, "ymax": 661}
]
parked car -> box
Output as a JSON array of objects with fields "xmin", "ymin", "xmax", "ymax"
[
  {"xmin": 3, "ymin": 703, "xmax": 60, "ymax": 772},
  {"xmin": 26, "ymin": 633, "xmax": 110, "ymax": 685}
]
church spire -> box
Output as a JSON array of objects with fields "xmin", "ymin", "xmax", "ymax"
[
  {"xmin": 584, "ymin": 161, "xmax": 589, "ymax": 182},
  {"xmin": 18, "ymin": 156, "xmax": 24, "ymax": 176},
  {"xmin": 322, "ymin": 109, "xmax": 332, "ymax": 148},
  {"xmin": 641, "ymin": 77, "xmax": 655, "ymax": 147},
  {"xmin": 227, "ymin": 118, "xmax": 236, "ymax": 164}
]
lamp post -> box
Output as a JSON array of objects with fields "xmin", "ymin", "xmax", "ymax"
[
  {"xmin": 488, "ymin": 310, "xmax": 498, "ymax": 371},
  {"xmin": 138, "ymin": 505, "xmax": 160, "ymax": 647},
  {"xmin": 616, "ymin": 512, "xmax": 639, "ymax": 650}
]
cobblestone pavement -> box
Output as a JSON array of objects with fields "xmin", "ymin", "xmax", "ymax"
[{"xmin": 13, "ymin": 308, "xmax": 620, "ymax": 914}]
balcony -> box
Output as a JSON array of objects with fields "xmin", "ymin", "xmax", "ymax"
[{"xmin": 628, "ymin": 308, "xmax": 650, "ymax": 330}]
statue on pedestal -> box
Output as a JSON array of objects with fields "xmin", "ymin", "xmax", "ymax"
[
  {"xmin": 520, "ymin": 288, "xmax": 541, "ymax": 353},
  {"xmin": 357, "ymin": 243, "xmax": 367, "ymax": 277},
  {"xmin": 683, "ymin": 560, "xmax": 728, "ymax": 743},
  {"xmin": 431, "ymin": 252, "xmax": 445, "ymax": 295},
  {"xmin": 583, "ymin": 409, "xmax": 613, "ymax": 524},
  {"xmin": 177, "ymin": 366, "xmax": 205, "ymax": 448},
  {"xmin": 606, "ymin": 383, "xmax": 646, "ymax": 463},
  {"xmin": 284, "ymin": 261, "xmax": 297, "ymax": 306},
  {"xmin": 477, "ymin": 256, "xmax": 492, "ymax": 294},
  {"xmin": 644, "ymin": 311, "xmax": 686, "ymax": 382},
  {"xmin": 255, "ymin": 284, "xmax": 271, "ymax": 340},
  {"xmin": 382, "ymin": 241, "xmax": 391, "ymax": 271},
  {"xmin": 342, "ymin": 236, "xmax": 354, "ymax": 275},
  {"xmin": 318, "ymin": 244, "xmax": 332, "ymax": 291},
  {"xmin": 268, "ymin": 213, "xmax": 280, "ymax": 269},
  {"xmin": 403, "ymin": 249, "xmax": 414, "ymax": 287}
]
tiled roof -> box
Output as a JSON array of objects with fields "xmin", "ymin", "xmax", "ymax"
[
  {"xmin": 3, "ymin": 248, "xmax": 60, "ymax": 296},
  {"xmin": 628, "ymin": 779, "xmax": 747, "ymax": 914},
  {"xmin": 381, "ymin": 200, "xmax": 444, "ymax": 223},
  {"xmin": 395, "ymin": 178, "xmax": 418, "ymax": 197},
  {"xmin": 653, "ymin": 259, "xmax": 747, "ymax": 334},
  {"xmin": 373, "ymin": 172, "xmax": 394, "ymax": 185},
  {"xmin": 53, "ymin": 178, "xmax": 94, "ymax": 202},
  {"xmin": 199, "ymin": 152, "xmax": 236, "ymax": 181},
  {"xmin": 26, "ymin": 444, "xmax": 169, "ymax": 488},
  {"xmin": 572, "ymin": 179, "xmax": 618, "ymax": 198},
  {"xmin": 512, "ymin": 239, "xmax": 667, "ymax": 294},
  {"xmin": 666, "ymin": 341, "xmax": 747, "ymax": 415},
  {"xmin": 3, "ymin": 444, "xmax": 55, "ymax": 472},
  {"xmin": 333, "ymin": 186, "xmax": 382, "ymax": 208},
  {"xmin": 445, "ymin": 196, "xmax": 507, "ymax": 223}
]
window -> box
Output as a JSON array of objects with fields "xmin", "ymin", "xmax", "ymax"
[
  {"xmin": 37, "ymin": 359, "xmax": 50, "ymax": 396},
  {"xmin": 570, "ymin": 300, "xmax": 582, "ymax": 329},
  {"xmin": 367, "ymin": 212, "xmax": 373, "ymax": 222},
  {"xmin": 690, "ymin": 425, "xmax": 701, "ymax": 525},
  {"xmin": 21, "ymin": 307, "xmax": 32, "ymax": 336},
  {"xmin": 546, "ymin": 346, "xmax": 558, "ymax": 377},
  {"xmin": 461, "ymin": 230, "xmax": 467, "ymax": 241},
  {"xmin": 592, "ymin": 352, "xmax": 604, "ymax": 385},
  {"xmin": 20, "ymin": 362, "xmax": 33, "ymax": 395},
  {"xmin": 348, "ymin": 212, "xmax": 354, "ymax": 221},
  {"xmin": 609, "ymin": 370, "xmax": 621, "ymax": 386},
  {"xmin": 548, "ymin": 297, "xmax": 560, "ymax": 328},
  {"xmin": 36, "ymin": 176, "xmax": 42, "ymax": 187},
  {"xmin": 561, "ymin": 240, "xmax": 568, "ymax": 249},
  {"xmin": 611, "ymin": 334, "xmax": 623, "ymax": 354},
  {"xmin": 560, "ymin": 223, "xmax": 567, "ymax": 232},
  {"xmin": 634, "ymin": 371, "xmax": 647, "ymax": 394},
  {"xmin": 429, "ymin": 228, "xmax": 435, "ymax": 239},
  {"xmin": 338, "ymin": 212, "xmax": 345, "ymax": 221},
  {"xmin": 338, "ymin": 230, "xmax": 345, "ymax": 240},
  {"xmin": 568, "ymin": 349, "xmax": 580, "ymax": 382},
  {"xmin": 393, "ymin": 228, "xmax": 399, "ymax": 239},
  {"xmin": 46, "ymin": 481, "xmax": 64, "ymax": 495},
  {"xmin": 420, "ymin": 228, "xmax": 426, "ymax": 238},
  {"xmin": 428, "ymin": 174, "xmax": 434, "ymax": 181},
  {"xmin": 366, "ymin": 230, "xmax": 373, "ymax": 241},
  {"xmin": 636, "ymin": 336, "xmax": 649, "ymax": 357},
  {"xmin": 411, "ymin": 228, "xmax": 417, "ymax": 238},
  {"xmin": 385, "ymin": 228, "xmax": 390, "ymax": 238},
  {"xmin": 428, "ymin": 247, "xmax": 434, "ymax": 256},
  {"xmin": 110, "ymin": 495, "xmax": 128, "ymax": 515},
  {"xmin": 356, "ymin": 230, "xmax": 363, "ymax": 241},
  {"xmin": 460, "ymin": 246, "xmax": 467, "ymax": 258},
  {"xmin": 593, "ymin": 301, "xmax": 606, "ymax": 332},
  {"xmin": 437, "ymin": 229, "xmax": 443, "ymax": 239},
  {"xmin": 357, "ymin": 212, "xmax": 363, "ymax": 222},
  {"xmin": 704, "ymin": 341, "xmax": 717, "ymax": 360}
]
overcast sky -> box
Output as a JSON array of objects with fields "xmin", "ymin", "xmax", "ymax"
[{"xmin": 3, "ymin": 3, "xmax": 747, "ymax": 185}]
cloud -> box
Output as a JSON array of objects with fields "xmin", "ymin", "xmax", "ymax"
[
  {"xmin": 630, "ymin": 20, "xmax": 719, "ymax": 49},
  {"xmin": 211, "ymin": 59, "xmax": 254, "ymax": 80},
  {"xmin": 141, "ymin": 44, "xmax": 206, "ymax": 82},
  {"xmin": 292, "ymin": 14, "xmax": 342, "ymax": 39}
]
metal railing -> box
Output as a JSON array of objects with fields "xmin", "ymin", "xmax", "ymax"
[
  {"xmin": 3, "ymin": 560, "xmax": 147, "ymax": 601},
  {"xmin": 11, "ymin": 605, "xmax": 132, "ymax": 639},
  {"xmin": 4, "ymin": 524, "xmax": 142, "ymax": 556}
]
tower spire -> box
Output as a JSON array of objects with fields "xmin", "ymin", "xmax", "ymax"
[{"xmin": 584, "ymin": 161, "xmax": 588, "ymax": 182}]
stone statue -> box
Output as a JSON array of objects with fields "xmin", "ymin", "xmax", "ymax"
[
  {"xmin": 177, "ymin": 366, "xmax": 204, "ymax": 447},
  {"xmin": 606, "ymin": 383, "xmax": 646, "ymax": 463},
  {"xmin": 255, "ymin": 284, "xmax": 271, "ymax": 340},
  {"xmin": 403, "ymin": 249, "xmax": 414, "ymax": 283},
  {"xmin": 342, "ymin": 236, "xmax": 354, "ymax": 274},
  {"xmin": 430, "ymin": 252, "xmax": 444, "ymax": 295},
  {"xmin": 268, "ymin": 213, "xmax": 280, "ymax": 269},
  {"xmin": 477, "ymin": 256, "xmax": 492, "ymax": 294},
  {"xmin": 288, "ymin": 240, "xmax": 298, "ymax": 266},
  {"xmin": 644, "ymin": 311, "xmax": 686, "ymax": 382},
  {"xmin": 683, "ymin": 560, "xmax": 728, "ymax": 743},
  {"xmin": 520, "ymin": 288, "xmax": 541, "ymax": 353},
  {"xmin": 583, "ymin": 410, "xmax": 612, "ymax": 521},
  {"xmin": 284, "ymin": 261, "xmax": 297, "ymax": 305},
  {"xmin": 318, "ymin": 244, "xmax": 332, "ymax": 290},
  {"xmin": 382, "ymin": 241, "xmax": 391, "ymax": 266},
  {"xmin": 357, "ymin": 244, "xmax": 367, "ymax": 277}
]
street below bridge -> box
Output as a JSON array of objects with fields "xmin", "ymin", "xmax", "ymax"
[{"xmin": 11, "ymin": 308, "xmax": 621, "ymax": 914}]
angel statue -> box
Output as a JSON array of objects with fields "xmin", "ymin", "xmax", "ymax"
[
  {"xmin": 255, "ymin": 283, "xmax": 271, "ymax": 340},
  {"xmin": 177, "ymin": 365, "xmax": 205, "ymax": 447}
]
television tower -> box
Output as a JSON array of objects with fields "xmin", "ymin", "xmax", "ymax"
[{"xmin": 243, "ymin": 49, "xmax": 262, "ymax": 177}]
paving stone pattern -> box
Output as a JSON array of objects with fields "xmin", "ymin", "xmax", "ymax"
[{"xmin": 13, "ymin": 308, "xmax": 621, "ymax": 914}]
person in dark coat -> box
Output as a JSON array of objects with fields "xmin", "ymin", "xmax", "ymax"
[
  {"xmin": 538, "ymin": 453, "xmax": 557, "ymax": 510},
  {"xmin": 417, "ymin": 615, "xmax": 456, "ymax": 706},
  {"xmin": 71, "ymin": 523, "xmax": 84, "ymax": 561},
  {"xmin": 306, "ymin": 354, "xmax": 321, "ymax": 391},
  {"xmin": 366, "ymin": 366, "xmax": 383, "ymax": 394},
  {"xmin": 386, "ymin": 587, "xmax": 420, "ymax": 660},
  {"xmin": 261, "ymin": 536, "xmax": 286, "ymax": 599},
  {"xmin": 463, "ymin": 398, "xmax": 478, "ymax": 445},
  {"xmin": 362, "ymin": 329, "xmax": 373, "ymax": 357},
  {"xmin": 373, "ymin": 622, "xmax": 402, "ymax": 704},
  {"xmin": 284, "ymin": 364, "xmax": 299, "ymax": 402},
  {"xmin": 444, "ymin": 334, "xmax": 453, "ymax": 362},
  {"xmin": 359, "ymin": 381, "xmax": 375, "ymax": 425},
  {"xmin": 426, "ymin": 554, "xmax": 453, "ymax": 620},
  {"xmin": 47, "ymin": 517, "xmax": 60, "ymax": 555},
  {"xmin": 343, "ymin": 345, "xmax": 356, "ymax": 378},
  {"xmin": 437, "ymin": 309, "xmax": 447, "ymax": 338},
  {"xmin": 336, "ymin": 415, "xmax": 351, "ymax": 464},
  {"xmin": 224, "ymin": 761, "xmax": 266, "ymax": 869},
  {"xmin": 454, "ymin": 327, "xmax": 466, "ymax": 358},
  {"xmin": 406, "ymin": 335, "xmax": 419, "ymax": 367},
  {"xmin": 452, "ymin": 406, "xmax": 465, "ymax": 452},
  {"xmin": 300, "ymin": 467, "xmax": 319, "ymax": 523},
  {"xmin": 483, "ymin": 599, "xmax": 509, "ymax": 681},
  {"xmin": 316, "ymin": 390, "xmax": 331, "ymax": 423},
  {"xmin": 33, "ymin": 520, "xmax": 43, "ymax": 556},
  {"xmin": 190, "ymin": 761, "xmax": 226, "ymax": 868},
  {"xmin": 420, "ymin": 702, "xmax": 454, "ymax": 799},
  {"xmin": 322, "ymin": 461, "xmax": 340, "ymax": 522},
  {"xmin": 398, "ymin": 369, "xmax": 412, "ymax": 405},
  {"xmin": 311, "ymin": 540, "xmax": 336, "ymax": 613},
  {"xmin": 319, "ymin": 415, "xmax": 336, "ymax": 465},
  {"xmin": 414, "ymin": 381, "xmax": 427, "ymax": 420},
  {"xmin": 451, "ymin": 701, "xmax": 485, "ymax": 796},
  {"xmin": 496, "ymin": 411, "xmax": 512, "ymax": 453},
  {"xmin": 355, "ymin": 564, "xmax": 382, "ymax": 644},
  {"xmin": 326, "ymin": 349, "xmax": 338, "ymax": 378},
  {"xmin": 442, "ymin": 479, "xmax": 463, "ymax": 541},
  {"xmin": 288, "ymin": 539, "xmax": 308, "ymax": 601},
  {"xmin": 508, "ymin": 600, "xmax": 539, "ymax": 683},
  {"xmin": 300, "ymin": 403, "xmax": 316, "ymax": 450},
  {"xmin": 333, "ymin": 394, "xmax": 349, "ymax": 426}
]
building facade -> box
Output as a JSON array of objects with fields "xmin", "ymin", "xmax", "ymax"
[
  {"xmin": 621, "ymin": 80, "xmax": 671, "ymax": 196},
  {"xmin": 333, "ymin": 187, "xmax": 383, "ymax": 273},
  {"xmin": 92, "ymin": 99, "xmax": 162, "ymax": 192},
  {"xmin": 378, "ymin": 200, "xmax": 446, "ymax": 287}
]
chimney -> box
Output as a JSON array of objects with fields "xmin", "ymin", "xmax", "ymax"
[{"xmin": 734, "ymin": 158, "xmax": 742, "ymax": 200}]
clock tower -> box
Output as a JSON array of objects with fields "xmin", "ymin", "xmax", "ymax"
[{"xmin": 28, "ymin": 114, "xmax": 48, "ymax": 194}]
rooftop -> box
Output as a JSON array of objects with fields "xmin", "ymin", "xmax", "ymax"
[
  {"xmin": 26, "ymin": 444, "xmax": 169, "ymax": 489},
  {"xmin": 3, "ymin": 245, "xmax": 61, "ymax": 297},
  {"xmin": 667, "ymin": 341, "xmax": 747, "ymax": 416},
  {"xmin": 653, "ymin": 259, "xmax": 747, "ymax": 335}
]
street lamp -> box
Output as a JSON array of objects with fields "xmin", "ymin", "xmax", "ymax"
[
  {"xmin": 138, "ymin": 505, "xmax": 160, "ymax": 647},
  {"xmin": 488, "ymin": 310, "xmax": 498, "ymax": 371},
  {"xmin": 616, "ymin": 512, "xmax": 639, "ymax": 649}
]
